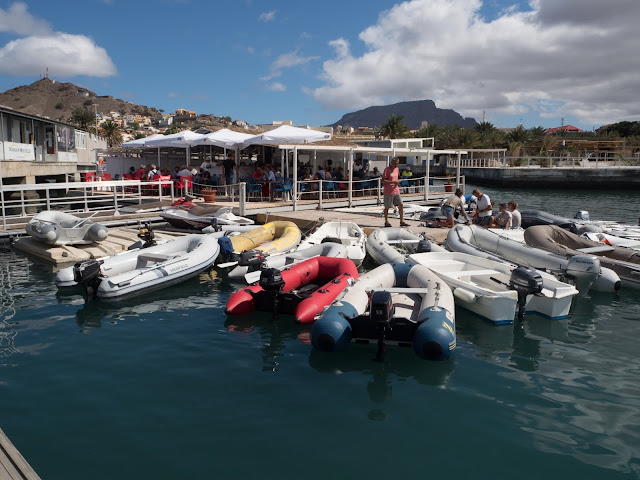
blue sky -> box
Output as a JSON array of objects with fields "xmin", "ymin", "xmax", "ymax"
[{"xmin": 1, "ymin": 0, "xmax": 639, "ymax": 131}]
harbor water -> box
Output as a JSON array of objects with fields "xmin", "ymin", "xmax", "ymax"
[{"xmin": 1, "ymin": 186, "xmax": 639, "ymax": 480}]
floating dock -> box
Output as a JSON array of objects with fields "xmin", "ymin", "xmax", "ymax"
[{"xmin": 0, "ymin": 428, "xmax": 41, "ymax": 480}]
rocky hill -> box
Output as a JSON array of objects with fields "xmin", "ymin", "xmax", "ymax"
[
  {"xmin": 330, "ymin": 99, "xmax": 477, "ymax": 130},
  {"xmin": 0, "ymin": 78, "xmax": 162, "ymax": 123}
]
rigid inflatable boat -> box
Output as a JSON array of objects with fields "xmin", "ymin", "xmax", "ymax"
[
  {"xmin": 365, "ymin": 227, "xmax": 446, "ymax": 265},
  {"xmin": 70, "ymin": 234, "xmax": 219, "ymax": 300},
  {"xmin": 217, "ymin": 221, "xmax": 301, "ymax": 265},
  {"xmin": 26, "ymin": 211, "xmax": 108, "ymax": 245},
  {"xmin": 406, "ymin": 251, "xmax": 578, "ymax": 323},
  {"xmin": 522, "ymin": 209, "xmax": 640, "ymax": 240},
  {"xmin": 229, "ymin": 242, "xmax": 348, "ymax": 283},
  {"xmin": 583, "ymin": 232, "xmax": 640, "ymax": 251},
  {"xmin": 161, "ymin": 205, "xmax": 254, "ymax": 229},
  {"xmin": 445, "ymin": 224, "xmax": 621, "ymax": 293},
  {"xmin": 525, "ymin": 225, "xmax": 640, "ymax": 290},
  {"xmin": 297, "ymin": 221, "xmax": 366, "ymax": 266},
  {"xmin": 224, "ymin": 256, "xmax": 358, "ymax": 324},
  {"xmin": 311, "ymin": 263, "xmax": 456, "ymax": 361}
]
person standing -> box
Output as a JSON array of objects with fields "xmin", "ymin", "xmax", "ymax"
[
  {"xmin": 441, "ymin": 188, "xmax": 468, "ymax": 227},
  {"xmin": 472, "ymin": 188, "xmax": 492, "ymax": 227},
  {"xmin": 382, "ymin": 157, "xmax": 408, "ymax": 227},
  {"xmin": 508, "ymin": 200, "xmax": 521, "ymax": 229},
  {"xmin": 223, "ymin": 153, "xmax": 238, "ymax": 195}
]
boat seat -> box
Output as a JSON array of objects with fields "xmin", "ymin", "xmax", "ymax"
[
  {"xmin": 446, "ymin": 269, "xmax": 501, "ymax": 277},
  {"xmin": 366, "ymin": 287, "xmax": 430, "ymax": 294},
  {"xmin": 138, "ymin": 252, "xmax": 174, "ymax": 263},
  {"xmin": 576, "ymin": 246, "xmax": 616, "ymax": 253}
]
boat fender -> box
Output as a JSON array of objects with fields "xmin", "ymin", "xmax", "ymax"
[
  {"xmin": 311, "ymin": 303, "xmax": 358, "ymax": 352},
  {"xmin": 591, "ymin": 267, "xmax": 622, "ymax": 293},
  {"xmin": 453, "ymin": 287, "xmax": 476, "ymax": 303},
  {"xmin": 88, "ymin": 223, "xmax": 109, "ymax": 242},
  {"xmin": 41, "ymin": 224, "xmax": 59, "ymax": 243},
  {"xmin": 413, "ymin": 307, "xmax": 456, "ymax": 361}
]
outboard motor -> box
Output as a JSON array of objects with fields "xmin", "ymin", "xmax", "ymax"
[
  {"xmin": 565, "ymin": 255, "xmax": 600, "ymax": 293},
  {"xmin": 238, "ymin": 250, "xmax": 266, "ymax": 270},
  {"xmin": 574, "ymin": 210, "xmax": 590, "ymax": 221},
  {"xmin": 509, "ymin": 266, "xmax": 543, "ymax": 320},
  {"xmin": 73, "ymin": 259, "xmax": 102, "ymax": 300},
  {"xmin": 259, "ymin": 268, "xmax": 285, "ymax": 321},
  {"xmin": 370, "ymin": 290, "xmax": 394, "ymax": 361},
  {"xmin": 416, "ymin": 239, "xmax": 432, "ymax": 253}
]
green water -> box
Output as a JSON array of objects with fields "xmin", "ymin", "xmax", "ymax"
[{"xmin": 1, "ymin": 187, "xmax": 639, "ymax": 480}]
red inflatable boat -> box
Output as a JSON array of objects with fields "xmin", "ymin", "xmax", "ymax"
[{"xmin": 224, "ymin": 256, "xmax": 359, "ymax": 324}]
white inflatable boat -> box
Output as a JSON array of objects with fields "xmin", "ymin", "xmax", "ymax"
[
  {"xmin": 311, "ymin": 262, "xmax": 456, "ymax": 361},
  {"xmin": 67, "ymin": 234, "xmax": 220, "ymax": 300},
  {"xmin": 297, "ymin": 221, "xmax": 366, "ymax": 266},
  {"xmin": 365, "ymin": 227, "xmax": 446, "ymax": 265},
  {"xmin": 26, "ymin": 211, "xmax": 108, "ymax": 245},
  {"xmin": 161, "ymin": 205, "xmax": 254, "ymax": 229},
  {"xmin": 229, "ymin": 242, "xmax": 349, "ymax": 284},
  {"xmin": 406, "ymin": 251, "xmax": 578, "ymax": 324},
  {"xmin": 445, "ymin": 224, "xmax": 621, "ymax": 293}
]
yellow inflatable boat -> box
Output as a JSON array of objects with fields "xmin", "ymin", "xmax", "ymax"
[{"xmin": 218, "ymin": 221, "xmax": 301, "ymax": 262}]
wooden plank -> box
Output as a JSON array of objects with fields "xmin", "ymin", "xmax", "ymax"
[{"xmin": 0, "ymin": 428, "xmax": 41, "ymax": 480}]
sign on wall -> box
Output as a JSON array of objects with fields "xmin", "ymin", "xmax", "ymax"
[{"xmin": 1, "ymin": 141, "xmax": 36, "ymax": 161}]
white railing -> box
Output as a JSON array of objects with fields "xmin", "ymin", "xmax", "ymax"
[
  {"xmin": 0, "ymin": 179, "xmax": 175, "ymax": 232},
  {"xmin": 450, "ymin": 156, "xmax": 640, "ymax": 169}
]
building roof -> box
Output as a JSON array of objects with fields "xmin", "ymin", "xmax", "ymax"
[{"xmin": 546, "ymin": 125, "xmax": 584, "ymax": 134}]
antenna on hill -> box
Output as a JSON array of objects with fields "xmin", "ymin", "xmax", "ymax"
[
  {"xmin": 482, "ymin": 109, "xmax": 485, "ymax": 122},
  {"xmin": 45, "ymin": 67, "xmax": 49, "ymax": 79}
]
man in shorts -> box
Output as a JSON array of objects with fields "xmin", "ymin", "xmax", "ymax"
[{"xmin": 382, "ymin": 157, "xmax": 408, "ymax": 227}]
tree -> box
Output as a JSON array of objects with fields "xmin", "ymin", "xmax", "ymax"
[
  {"xmin": 70, "ymin": 108, "xmax": 96, "ymax": 131},
  {"xmin": 100, "ymin": 120, "xmax": 122, "ymax": 147},
  {"xmin": 379, "ymin": 114, "xmax": 408, "ymax": 139}
]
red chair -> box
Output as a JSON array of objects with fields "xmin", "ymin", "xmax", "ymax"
[
  {"xmin": 82, "ymin": 172, "xmax": 96, "ymax": 182},
  {"xmin": 177, "ymin": 176, "xmax": 193, "ymax": 197},
  {"xmin": 122, "ymin": 173, "xmax": 135, "ymax": 194},
  {"xmin": 158, "ymin": 175, "xmax": 172, "ymax": 196},
  {"xmin": 101, "ymin": 173, "xmax": 111, "ymax": 181}
]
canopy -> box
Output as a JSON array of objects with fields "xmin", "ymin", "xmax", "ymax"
[
  {"xmin": 241, "ymin": 125, "xmax": 331, "ymax": 149},
  {"xmin": 190, "ymin": 128, "xmax": 256, "ymax": 150},
  {"xmin": 121, "ymin": 133, "xmax": 165, "ymax": 148},
  {"xmin": 143, "ymin": 130, "xmax": 206, "ymax": 148}
]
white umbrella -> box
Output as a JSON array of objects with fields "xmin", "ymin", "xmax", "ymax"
[
  {"xmin": 121, "ymin": 133, "xmax": 165, "ymax": 148},
  {"xmin": 144, "ymin": 130, "xmax": 206, "ymax": 148},
  {"xmin": 241, "ymin": 125, "xmax": 331, "ymax": 149}
]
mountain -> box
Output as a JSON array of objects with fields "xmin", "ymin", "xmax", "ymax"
[
  {"xmin": 0, "ymin": 78, "xmax": 162, "ymax": 122},
  {"xmin": 330, "ymin": 100, "xmax": 477, "ymax": 130}
]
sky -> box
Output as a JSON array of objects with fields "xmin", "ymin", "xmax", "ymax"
[{"xmin": 0, "ymin": 0, "xmax": 639, "ymax": 131}]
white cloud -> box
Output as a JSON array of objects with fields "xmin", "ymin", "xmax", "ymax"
[
  {"xmin": 312, "ymin": 0, "xmax": 640, "ymax": 126},
  {"xmin": 258, "ymin": 10, "xmax": 276, "ymax": 22},
  {"xmin": 0, "ymin": 33, "xmax": 117, "ymax": 77},
  {"xmin": 0, "ymin": 2, "xmax": 51, "ymax": 35},
  {"xmin": 265, "ymin": 82, "xmax": 286, "ymax": 92},
  {"xmin": 259, "ymin": 50, "xmax": 319, "ymax": 85},
  {"xmin": 0, "ymin": 2, "xmax": 117, "ymax": 78}
]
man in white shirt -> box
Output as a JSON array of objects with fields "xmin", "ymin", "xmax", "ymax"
[
  {"xmin": 201, "ymin": 159, "xmax": 216, "ymax": 177},
  {"xmin": 177, "ymin": 165, "xmax": 193, "ymax": 177},
  {"xmin": 472, "ymin": 188, "xmax": 492, "ymax": 227}
]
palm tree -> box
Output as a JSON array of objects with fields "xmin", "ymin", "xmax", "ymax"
[
  {"xmin": 70, "ymin": 108, "xmax": 96, "ymax": 132},
  {"xmin": 379, "ymin": 114, "xmax": 408, "ymax": 139},
  {"xmin": 100, "ymin": 120, "xmax": 122, "ymax": 147}
]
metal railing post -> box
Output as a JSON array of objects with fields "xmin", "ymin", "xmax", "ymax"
[
  {"xmin": 318, "ymin": 179, "xmax": 323, "ymax": 209},
  {"xmin": 45, "ymin": 187, "xmax": 50, "ymax": 210},
  {"xmin": 83, "ymin": 187, "xmax": 89, "ymax": 212},
  {"xmin": 138, "ymin": 184, "xmax": 142, "ymax": 205},
  {"xmin": 113, "ymin": 189, "xmax": 119, "ymax": 215},
  {"xmin": 239, "ymin": 182, "xmax": 246, "ymax": 215},
  {"xmin": 377, "ymin": 178, "xmax": 381, "ymax": 205}
]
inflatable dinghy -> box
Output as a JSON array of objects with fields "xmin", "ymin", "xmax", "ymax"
[
  {"xmin": 224, "ymin": 256, "xmax": 358, "ymax": 324},
  {"xmin": 311, "ymin": 263, "xmax": 456, "ymax": 361},
  {"xmin": 161, "ymin": 205, "xmax": 254, "ymax": 229},
  {"xmin": 297, "ymin": 221, "xmax": 366, "ymax": 266},
  {"xmin": 366, "ymin": 227, "xmax": 446, "ymax": 265},
  {"xmin": 26, "ymin": 211, "xmax": 108, "ymax": 245}
]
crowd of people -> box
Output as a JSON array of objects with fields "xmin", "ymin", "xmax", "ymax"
[{"xmin": 440, "ymin": 187, "xmax": 521, "ymax": 229}]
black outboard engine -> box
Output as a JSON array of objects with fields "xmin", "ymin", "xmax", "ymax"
[
  {"xmin": 416, "ymin": 239, "xmax": 432, "ymax": 253},
  {"xmin": 509, "ymin": 266, "xmax": 543, "ymax": 320},
  {"xmin": 370, "ymin": 290, "xmax": 394, "ymax": 361},
  {"xmin": 238, "ymin": 250, "xmax": 266, "ymax": 270},
  {"xmin": 73, "ymin": 259, "xmax": 102, "ymax": 300},
  {"xmin": 259, "ymin": 268, "xmax": 285, "ymax": 321},
  {"xmin": 129, "ymin": 222, "xmax": 157, "ymax": 250}
]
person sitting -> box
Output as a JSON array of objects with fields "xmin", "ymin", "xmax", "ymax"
[
  {"xmin": 508, "ymin": 200, "xmax": 521, "ymax": 229},
  {"xmin": 492, "ymin": 203, "xmax": 512, "ymax": 229},
  {"xmin": 472, "ymin": 189, "xmax": 492, "ymax": 227},
  {"xmin": 252, "ymin": 166, "xmax": 264, "ymax": 181},
  {"xmin": 401, "ymin": 166, "xmax": 413, "ymax": 193},
  {"xmin": 147, "ymin": 164, "xmax": 159, "ymax": 179},
  {"xmin": 177, "ymin": 165, "xmax": 193, "ymax": 177},
  {"xmin": 132, "ymin": 165, "xmax": 145, "ymax": 180},
  {"xmin": 171, "ymin": 166, "xmax": 181, "ymax": 180},
  {"xmin": 353, "ymin": 159, "xmax": 365, "ymax": 179}
]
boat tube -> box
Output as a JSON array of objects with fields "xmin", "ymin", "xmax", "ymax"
[
  {"xmin": 224, "ymin": 256, "xmax": 358, "ymax": 324},
  {"xmin": 525, "ymin": 225, "xmax": 640, "ymax": 290},
  {"xmin": 311, "ymin": 263, "xmax": 456, "ymax": 361},
  {"xmin": 366, "ymin": 227, "xmax": 446, "ymax": 265},
  {"xmin": 445, "ymin": 224, "xmax": 621, "ymax": 293},
  {"xmin": 406, "ymin": 251, "xmax": 578, "ymax": 323},
  {"xmin": 297, "ymin": 221, "xmax": 367, "ymax": 266},
  {"xmin": 161, "ymin": 205, "xmax": 254, "ymax": 229},
  {"xmin": 26, "ymin": 211, "xmax": 108, "ymax": 245},
  {"xmin": 69, "ymin": 233, "xmax": 220, "ymax": 300},
  {"xmin": 218, "ymin": 221, "xmax": 301, "ymax": 263},
  {"xmin": 228, "ymin": 241, "xmax": 348, "ymax": 283}
]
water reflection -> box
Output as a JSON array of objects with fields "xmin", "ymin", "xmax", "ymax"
[
  {"xmin": 224, "ymin": 313, "xmax": 311, "ymax": 372},
  {"xmin": 308, "ymin": 348, "xmax": 455, "ymax": 421},
  {"xmin": 0, "ymin": 250, "xmax": 33, "ymax": 359}
]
